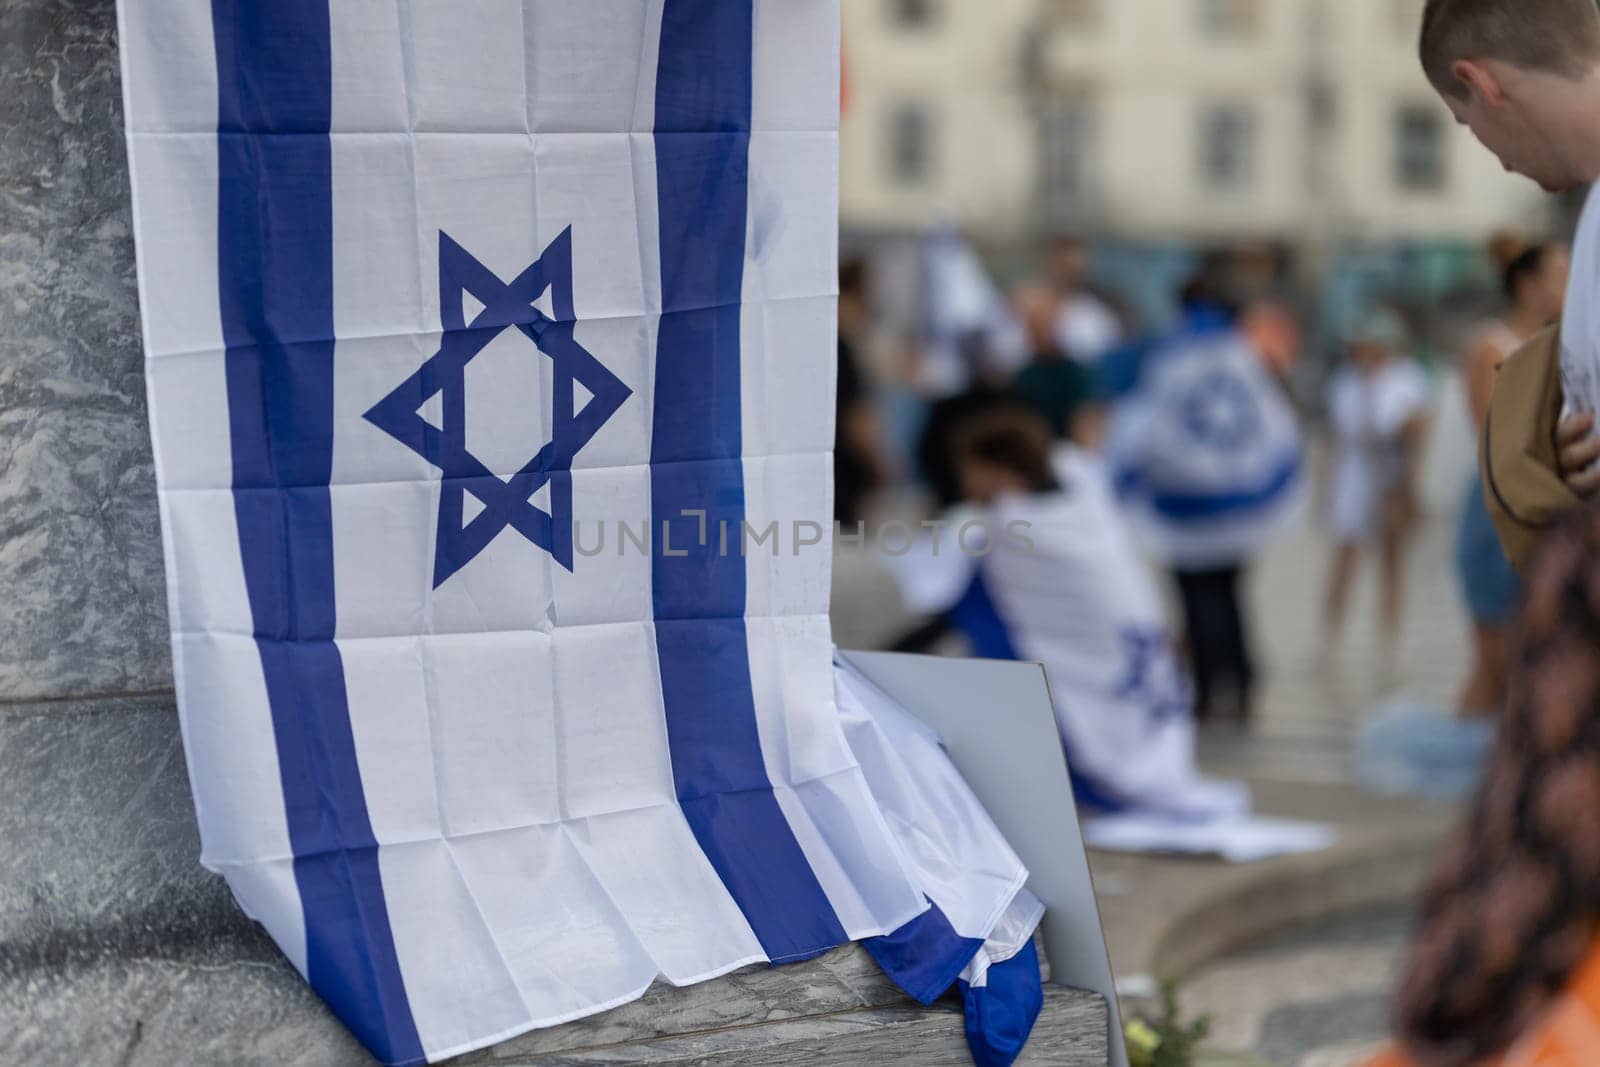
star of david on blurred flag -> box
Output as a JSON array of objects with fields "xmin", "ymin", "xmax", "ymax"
[{"xmin": 364, "ymin": 227, "xmax": 631, "ymax": 584}]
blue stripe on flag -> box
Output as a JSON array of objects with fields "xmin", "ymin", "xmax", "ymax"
[
  {"xmin": 1146, "ymin": 451, "xmax": 1302, "ymax": 520},
  {"xmin": 212, "ymin": 4, "xmax": 423, "ymax": 1062},
  {"xmin": 863, "ymin": 900, "xmax": 984, "ymax": 1005},
  {"xmin": 649, "ymin": 0, "xmax": 849, "ymax": 962}
]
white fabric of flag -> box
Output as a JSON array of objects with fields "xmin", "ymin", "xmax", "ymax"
[
  {"xmin": 833, "ymin": 655, "xmax": 1044, "ymax": 1063},
  {"xmin": 117, "ymin": 2, "xmax": 1030, "ymax": 1063}
]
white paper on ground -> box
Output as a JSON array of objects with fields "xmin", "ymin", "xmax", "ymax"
[{"xmin": 1081, "ymin": 813, "xmax": 1336, "ymax": 864}]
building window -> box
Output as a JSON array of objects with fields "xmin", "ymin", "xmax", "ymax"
[
  {"xmin": 1047, "ymin": 0, "xmax": 1103, "ymax": 31},
  {"xmin": 1040, "ymin": 95, "xmax": 1096, "ymax": 218},
  {"xmin": 890, "ymin": 0, "xmax": 939, "ymax": 29},
  {"xmin": 1394, "ymin": 105, "xmax": 1446, "ymax": 191},
  {"xmin": 1197, "ymin": 0, "xmax": 1262, "ymax": 38},
  {"xmin": 1199, "ymin": 104, "xmax": 1255, "ymax": 190},
  {"xmin": 888, "ymin": 102, "xmax": 936, "ymax": 185}
]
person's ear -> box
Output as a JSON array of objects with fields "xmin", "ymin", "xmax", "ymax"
[{"xmin": 1451, "ymin": 59, "xmax": 1508, "ymax": 108}]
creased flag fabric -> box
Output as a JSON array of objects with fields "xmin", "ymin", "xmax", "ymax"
[
  {"xmin": 835, "ymin": 656, "xmax": 1044, "ymax": 1067},
  {"xmin": 116, "ymin": 2, "xmax": 1023, "ymax": 1063}
]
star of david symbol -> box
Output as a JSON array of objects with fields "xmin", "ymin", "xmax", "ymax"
[
  {"xmin": 364, "ymin": 227, "xmax": 630, "ymax": 586},
  {"xmin": 1180, "ymin": 367, "xmax": 1260, "ymax": 453},
  {"xmin": 1111, "ymin": 626, "xmax": 1192, "ymax": 729}
]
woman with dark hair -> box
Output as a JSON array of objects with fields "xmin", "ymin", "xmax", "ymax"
[
  {"xmin": 1368, "ymin": 502, "xmax": 1600, "ymax": 1066},
  {"xmin": 1454, "ymin": 242, "xmax": 1570, "ymax": 715}
]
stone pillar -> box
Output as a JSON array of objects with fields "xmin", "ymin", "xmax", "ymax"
[{"xmin": 0, "ymin": 0, "xmax": 169, "ymax": 701}]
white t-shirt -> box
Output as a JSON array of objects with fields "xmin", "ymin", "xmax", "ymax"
[
  {"xmin": 1326, "ymin": 359, "xmax": 1432, "ymax": 540},
  {"xmin": 1053, "ymin": 292, "xmax": 1122, "ymax": 364},
  {"xmin": 1562, "ymin": 181, "xmax": 1600, "ymax": 416}
]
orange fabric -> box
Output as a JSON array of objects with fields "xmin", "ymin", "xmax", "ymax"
[
  {"xmin": 1367, "ymin": 939, "xmax": 1600, "ymax": 1067},
  {"xmin": 1365, "ymin": 1051, "xmax": 1412, "ymax": 1067}
]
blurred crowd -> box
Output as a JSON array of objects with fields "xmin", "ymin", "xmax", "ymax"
[
  {"xmin": 832, "ymin": 227, "xmax": 1564, "ymax": 723},
  {"xmin": 834, "ymin": 0, "xmax": 1600, "ymax": 1062}
]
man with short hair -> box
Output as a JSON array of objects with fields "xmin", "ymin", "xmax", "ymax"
[
  {"xmin": 1365, "ymin": 13, "xmax": 1600, "ymax": 1066},
  {"xmin": 1420, "ymin": 0, "xmax": 1600, "ymax": 496}
]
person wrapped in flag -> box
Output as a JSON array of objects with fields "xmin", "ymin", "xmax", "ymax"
[
  {"xmin": 1105, "ymin": 277, "xmax": 1305, "ymax": 724},
  {"xmin": 884, "ymin": 412, "xmax": 1330, "ymax": 859},
  {"xmin": 891, "ymin": 411, "xmax": 1247, "ymax": 821}
]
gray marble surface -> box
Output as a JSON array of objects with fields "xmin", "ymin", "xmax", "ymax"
[
  {"xmin": 0, "ymin": 693, "xmax": 1107, "ymax": 1066},
  {"xmin": 0, "ymin": 0, "xmax": 171, "ymax": 702}
]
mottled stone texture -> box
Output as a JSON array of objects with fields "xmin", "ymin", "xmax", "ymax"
[{"xmin": 0, "ymin": 0, "xmax": 170, "ymax": 701}]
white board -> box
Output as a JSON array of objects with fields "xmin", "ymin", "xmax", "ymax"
[{"xmin": 839, "ymin": 650, "xmax": 1129, "ymax": 1067}]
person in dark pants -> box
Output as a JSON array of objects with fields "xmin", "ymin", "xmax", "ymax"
[
  {"xmin": 1110, "ymin": 273, "xmax": 1303, "ymax": 725},
  {"xmin": 1173, "ymin": 565, "xmax": 1253, "ymax": 724},
  {"xmin": 1165, "ymin": 281, "xmax": 1259, "ymax": 724}
]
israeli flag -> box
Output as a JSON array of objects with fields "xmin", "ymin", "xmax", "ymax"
[
  {"xmin": 118, "ymin": 3, "xmax": 1029, "ymax": 1063},
  {"xmin": 1108, "ymin": 323, "xmax": 1304, "ymax": 568}
]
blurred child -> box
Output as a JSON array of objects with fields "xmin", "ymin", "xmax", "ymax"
[
  {"xmin": 1322, "ymin": 309, "xmax": 1433, "ymax": 672},
  {"xmin": 881, "ymin": 413, "xmax": 1335, "ymax": 858},
  {"xmin": 945, "ymin": 412, "xmax": 1243, "ymax": 817},
  {"xmin": 1372, "ymin": 503, "xmax": 1600, "ymax": 1067}
]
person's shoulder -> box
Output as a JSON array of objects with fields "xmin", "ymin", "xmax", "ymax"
[{"xmin": 1465, "ymin": 319, "xmax": 1517, "ymax": 363}]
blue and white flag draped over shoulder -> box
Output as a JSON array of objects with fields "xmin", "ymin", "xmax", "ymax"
[
  {"xmin": 118, "ymin": 3, "xmax": 1030, "ymax": 1063},
  {"xmin": 1107, "ymin": 316, "xmax": 1304, "ymax": 569},
  {"xmin": 922, "ymin": 449, "xmax": 1248, "ymax": 819},
  {"xmin": 883, "ymin": 448, "xmax": 1332, "ymax": 860}
]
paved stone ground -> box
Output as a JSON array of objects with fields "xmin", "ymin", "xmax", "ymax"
[{"xmin": 1182, "ymin": 906, "xmax": 1411, "ymax": 1067}]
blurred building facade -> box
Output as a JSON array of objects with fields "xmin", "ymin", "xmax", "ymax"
[{"xmin": 841, "ymin": 0, "xmax": 1552, "ymax": 246}]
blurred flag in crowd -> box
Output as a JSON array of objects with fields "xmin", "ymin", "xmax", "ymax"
[{"xmin": 1108, "ymin": 309, "xmax": 1306, "ymax": 569}]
